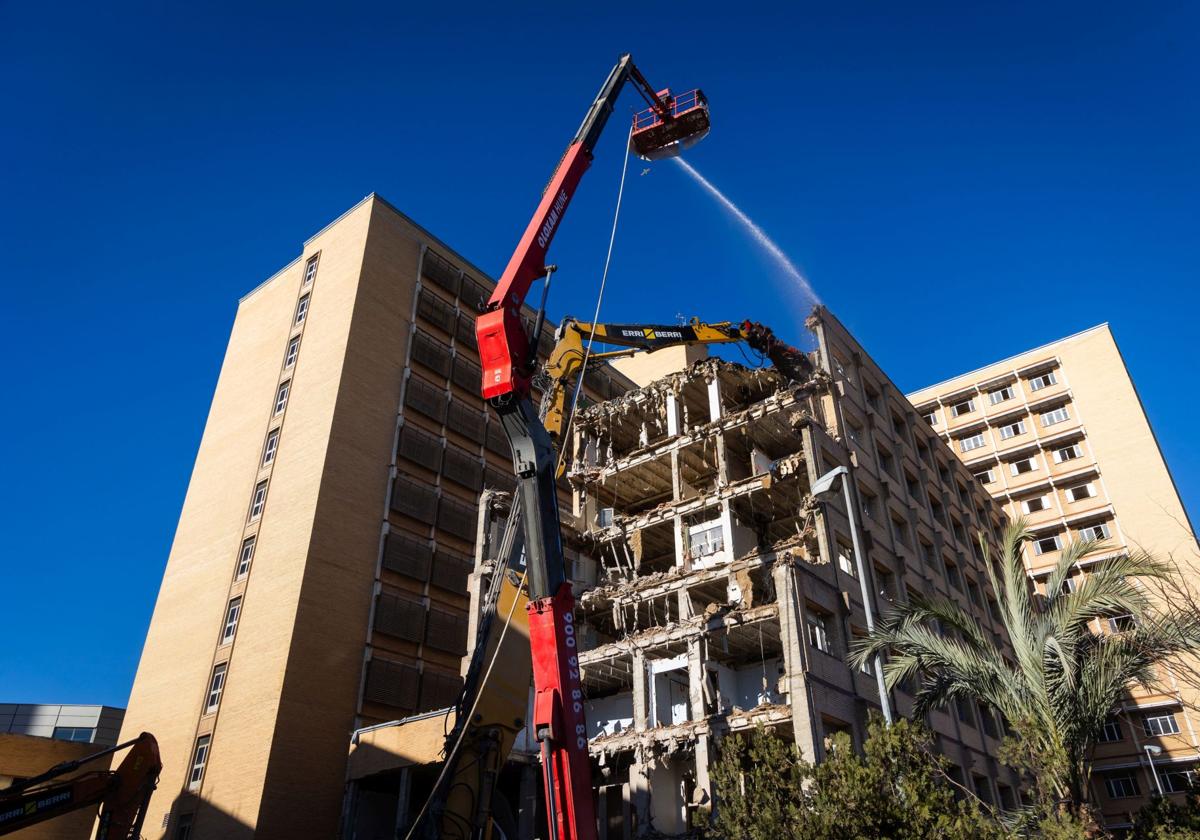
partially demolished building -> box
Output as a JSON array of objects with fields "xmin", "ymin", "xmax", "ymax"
[{"xmin": 556, "ymin": 307, "xmax": 1020, "ymax": 836}]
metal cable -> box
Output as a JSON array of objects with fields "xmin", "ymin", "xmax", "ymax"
[{"xmin": 554, "ymin": 124, "xmax": 634, "ymax": 475}]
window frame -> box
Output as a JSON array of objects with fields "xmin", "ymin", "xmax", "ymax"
[
  {"xmin": 1041, "ymin": 406, "xmax": 1071, "ymax": 427},
  {"xmin": 1029, "ymin": 371, "xmax": 1057, "ymax": 391},
  {"xmin": 236, "ymin": 536, "xmax": 255, "ymax": 580},
  {"xmin": 1066, "ymin": 483, "xmax": 1095, "ymax": 503},
  {"xmin": 284, "ymin": 335, "xmax": 300, "ymax": 368},
  {"xmin": 295, "ymin": 293, "xmax": 310, "ymax": 324},
  {"xmin": 951, "ymin": 398, "xmax": 976, "ymax": 418},
  {"xmin": 1011, "ymin": 457, "xmax": 1038, "ymax": 476},
  {"xmin": 960, "ymin": 433, "xmax": 986, "ymax": 453},
  {"xmin": 1053, "ymin": 444, "xmax": 1083, "ymax": 464},
  {"xmin": 1143, "ymin": 712, "xmax": 1181, "ymax": 737},
  {"xmin": 1104, "ymin": 772, "xmax": 1140, "ymax": 799},
  {"xmin": 805, "ymin": 611, "xmax": 830, "ymax": 654},
  {"xmin": 999, "ymin": 420, "xmax": 1026, "ymax": 440},
  {"xmin": 221, "ymin": 597, "xmax": 242, "ymax": 645},
  {"xmin": 989, "ymin": 385, "xmax": 1014, "ymax": 405},
  {"xmin": 274, "ymin": 381, "xmax": 290, "ymax": 416},
  {"xmin": 249, "ymin": 480, "xmax": 268, "ymax": 521},
  {"xmin": 303, "ymin": 255, "xmax": 319, "ymax": 285},
  {"xmin": 262, "ymin": 429, "xmax": 280, "ymax": 466},
  {"xmin": 205, "ymin": 662, "xmax": 228, "ymax": 714},
  {"xmin": 188, "ymin": 735, "xmax": 212, "ymax": 791},
  {"xmin": 1034, "ymin": 534, "xmax": 1062, "ymax": 555}
]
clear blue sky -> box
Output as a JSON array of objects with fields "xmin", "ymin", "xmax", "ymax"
[{"xmin": 2, "ymin": 2, "xmax": 1197, "ymax": 707}]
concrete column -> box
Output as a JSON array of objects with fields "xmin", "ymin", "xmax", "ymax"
[
  {"xmin": 629, "ymin": 752, "xmax": 652, "ymax": 836},
  {"xmin": 687, "ymin": 637, "xmax": 712, "ymax": 805},
  {"xmin": 773, "ymin": 562, "xmax": 819, "ymax": 761},
  {"xmin": 632, "ymin": 648, "xmax": 648, "ymax": 732}
]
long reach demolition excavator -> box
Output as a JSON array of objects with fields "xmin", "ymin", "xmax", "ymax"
[
  {"xmin": 472, "ymin": 52, "xmax": 714, "ymax": 840},
  {"xmin": 382, "ymin": 53, "xmax": 809, "ymax": 840}
]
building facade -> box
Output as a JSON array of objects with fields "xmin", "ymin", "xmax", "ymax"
[
  {"xmin": 907, "ymin": 324, "xmax": 1199, "ymax": 830},
  {"xmin": 550, "ymin": 307, "xmax": 1021, "ymax": 835},
  {"xmin": 115, "ymin": 195, "xmax": 621, "ymax": 839},
  {"xmin": 0, "ymin": 704, "xmax": 124, "ymax": 747}
]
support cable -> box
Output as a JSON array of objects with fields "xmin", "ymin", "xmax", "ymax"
[
  {"xmin": 555, "ymin": 124, "xmax": 634, "ymax": 475},
  {"xmin": 403, "ymin": 124, "xmax": 634, "ymax": 840}
]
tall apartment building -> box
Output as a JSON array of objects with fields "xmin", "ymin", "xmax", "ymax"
[
  {"xmin": 907, "ymin": 324, "xmax": 1199, "ymax": 831},
  {"xmin": 116, "ymin": 194, "xmax": 630, "ymax": 840}
]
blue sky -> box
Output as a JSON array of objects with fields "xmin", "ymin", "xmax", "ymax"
[{"xmin": 1, "ymin": 2, "xmax": 1197, "ymax": 707}]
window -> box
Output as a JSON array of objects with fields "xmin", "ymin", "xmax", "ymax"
[
  {"xmin": 1034, "ymin": 534, "xmax": 1062, "ymax": 555},
  {"xmin": 188, "ymin": 735, "xmax": 212, "ymax": 791},
  {"xmin": 999, "ymin": 420, "xmax": 1026, "ymax": 440},
  {"xmin": 51, "ymin": 726, "xmax": 95, "ymax": 742},
  {"xmin": 951, "ymin": 399, "xmax": 975, "ymax": 417},
  {"xmin": 960, "ymin": 433, "xmax": 986, "ymax": 453},
  {"xmin": 1023, "ymin": 496, "xmax": 1049, "ymax": 514},
  {"xmin": 249, "ymin": 480, "xmax": 268, "ymax": 521},
  {"xmin": 221, "ymin": 597, "xmax": 242, "ymax": 645},
  {"xmin": 236, "ymin": 537, "xmax": 255, "ymax": 580},
  {"xmin": 1162, "ymin": 764, "xmax": 1197, "ymax": 794},
  {"xmin": 1099, "ymin": 717, "xmax": 1123, "ymax": 743},
  {"xmin": 174, "ymin": 813, "xmax": 194, "ymax": 840},
  {"xmin": 687, "ymin": 521, "xmax": 724, "ymax": 558},
  {"xmin": 303, "ymin": 254, "xmax": 319, "ymax": 285},
  {"xmin": 967, "ymin": 579, "xmax": 982, "ymax": 607},
  {"xmin": 923, "ymin": 411, "xmax": 938, "ymax": 427},
  {"xmin": 1041, "ymin": 406, "xmax": 1071, "ymax": 427},
  {"xmin": 1109, "ymin": 613, "xmax": 1136, "ymax": 633},
  {"xmin": 284, "ymin": 336, "xmax": 300, "ymax": 368},
  {"xmin": 262, "ymin": 429, "xmax": 280, "ymax": 466},
  {"xmin": 1144, "ymin": 712, "xmax": 1181, "ymax": 737},
  {"xmin": 294, "ymin": 294, "xmax": 310, "ymax": 325},
  {"xmin": 974, "ymin": 469, "xmax": 994, "ymax": 485},
  {"xmin": 944, "ymin": 557, "xmax": 962, "ymax": 589},
  {"xmin": 859, "ymin": 486, "xmax": 879, "ymax": 520},
  {"xmin": 1054, "ymin": 444, "xmax": 1083, "ymax": 463},
  {"xmin": 837, "ymin": 543, "xmax": 856, "ymax": 577},
  {"xmin": 274, "ymin": 381, "xmax": 290, "ymax": 415},
  {"xmin": 989, "ymin": 385, "xmax": 1014, "ymax": 405},
  {"xmin": 1029, "ymin": 371, "xmax": 1057, "ymax": 391},
  {"xmin": 205, "ymin": 663, "xmax": 228, "ymax": 714},
  {"xmin": 1066, "ymin": 483, "xmax": 1095, "ymax": 503},
  {"xmin": 1011, "ymin": 457, "xmax": 1038, "ymax": 476},
  {"xmin": 806, "ymin": 611, "xmax": 830, "ymax": 653},
  {"xmin": 1104, "ymin": 772, "xmax": 1140, "ymax": 799},
  {"xmin": 1079, "ymin": 522, "xmax": 1111, "ymax": 541}
]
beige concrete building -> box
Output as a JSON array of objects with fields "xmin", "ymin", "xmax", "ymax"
[
  {"xmin": 908, "ymin": 324, "xmax": 1199, "ymax": 830},
  {"xmin": 115, "ymin": 194, "xmax": 615, "ymax": 839}
]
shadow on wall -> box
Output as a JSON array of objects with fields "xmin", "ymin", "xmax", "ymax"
[{"xmin": 165, "ymin": 790, "xmax": 253, "ymax": 840}]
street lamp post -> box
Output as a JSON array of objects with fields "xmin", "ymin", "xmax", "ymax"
[
  {"xmin": 1145, "ymin": 744, "xmax": 1164, "ymax": 796},
  {"xmin": 811, "ymin": 465, "xmax": 894, "ymax": 725}
]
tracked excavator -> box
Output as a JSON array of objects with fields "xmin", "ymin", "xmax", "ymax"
[{"xmin": 357, "ymin": 53, "xmax": 806, "ymax": 840}]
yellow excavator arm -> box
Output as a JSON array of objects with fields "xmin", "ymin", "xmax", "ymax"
[{"xmin": 542, "ymin": 316, "xmax": 810, "ymax": 446}]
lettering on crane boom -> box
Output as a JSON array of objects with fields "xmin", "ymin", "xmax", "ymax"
[
  {"xmin": 616, "ymin": 327, "xmax": 694, "ymax": 341},
  {"xmin": 536, "ymin": 190, "xmax": 571, "ymax": 249}
]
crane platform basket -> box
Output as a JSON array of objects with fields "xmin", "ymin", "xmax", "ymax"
[{"xmin": 630, "ymin": 89, "xmax": 710, "ymax": 160}]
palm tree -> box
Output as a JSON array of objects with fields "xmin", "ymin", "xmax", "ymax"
[{"xmin": 852, "ymin": 519, "xmax": 1200, "ymax": 819}]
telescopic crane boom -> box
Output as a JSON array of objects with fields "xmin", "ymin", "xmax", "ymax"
[{"xmin": 474, "ymin": 54, "xmax": 710, "ymax": 840}]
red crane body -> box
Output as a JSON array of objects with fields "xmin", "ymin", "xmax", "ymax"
[{"xmin": 475, "ymin": 54, "xmax": 709, "ymax": 840}]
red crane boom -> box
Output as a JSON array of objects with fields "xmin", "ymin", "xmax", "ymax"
[{"xmin": 473, "ymin": 54, "xmax": 709, "ymax": 840}]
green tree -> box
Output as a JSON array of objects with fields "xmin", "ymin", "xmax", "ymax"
[
  {"xmin": 708, "ymin": 718, "xmax": 1006, "ymax": 840},
  {"xmin": 852, "ymin": 519, "xmax": 1200, "ymax": 824},
  {"xmin": 1128, "ymin": 791, "xmax": 1200, "ymax": 840}
]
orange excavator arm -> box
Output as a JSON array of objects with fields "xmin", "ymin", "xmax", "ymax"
[{"xmin": 0, "ymin": 732, "xmax": 161, "ymax": 839}]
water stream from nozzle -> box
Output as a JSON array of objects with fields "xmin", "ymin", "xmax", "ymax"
[{"xmin": 671, "ymin": 157, "xmax": 821, "ymax": 312}]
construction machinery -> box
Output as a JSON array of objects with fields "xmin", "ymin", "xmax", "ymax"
[
  {"xmin": 541, "ymin": 316, "xmax": 812, "ymax": 450},
  {"xmin": 472, "ymin": 53, "xmax": 711, "ymax": 840},
  {"xmin": 0, "ymin": 731, "xmax": 160, "ymax": 838}
]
